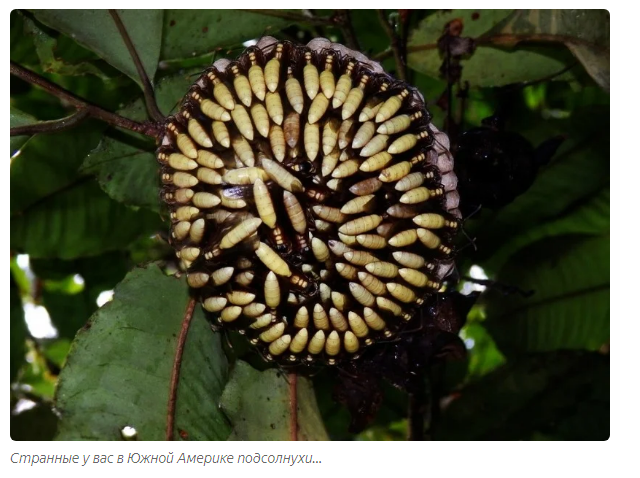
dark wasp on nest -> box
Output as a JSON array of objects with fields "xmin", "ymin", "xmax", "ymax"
[{"xmin": 156, "ymin": 37, "xmax": 464, "ymax": 431}]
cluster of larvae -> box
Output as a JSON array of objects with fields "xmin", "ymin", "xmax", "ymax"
[{"xmin": 157, "ymin": 37, "xmax": 460, "ymax": 365}]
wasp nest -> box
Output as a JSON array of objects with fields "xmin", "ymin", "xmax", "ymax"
[{"xmin": 157, "ymin": 37, "xmax": 460, "ymax": 365}]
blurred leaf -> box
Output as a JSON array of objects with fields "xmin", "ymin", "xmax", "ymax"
[
  {"xmin": 461, "ymin": 321, "xmax": 506, "ymax": 379},
  {"xmin": 11, "ymin": 273, "xmax": 27, "ymax": 383},
  {"xmin": 11, "ymin": 180, "xmax": 160, "ymax": 259},
  {"xmin": 161, "ymin": 10, "xmax": 292, "ymax": 61},
  {"xmin": 81, "ymin": 72, "xmax": 196, "ymax": 211},
  {"xmin": 10, "ymin": 10, "xmax": 38, "ymax": 65},
  {"xmin": 220, "ymin": 361, "xmax": 328, "ymax": 440},
  {"xmin": 485, "ymin": 235, "xmax": 609, "ymax": 355},
  {"xmin": 468, "ymin": 108, "xmax": 609, "ymax": 262},
  {"xmin": 408, "ymin": 9, "xmax": 606, "ymax": 86},
  {"xmin": 10, "ymin": 122, "xmax": 105, "ymax": 215},
  {"xmin": 32, "ymin": 10, "xmax": 163, "ymax": 84},
  {"xmin": 32, "ymin": 252, "xmax": 130, "ymax": 340},
  {"xmin": 566, "ymin": 44, "xmax": 609, "ymax": 91},
  {"xmin": 487, "ymin": 186, "xmax": 609, "ymax": 271},
  {"xmin": 11, "ymin": 404, "xmax": 59, "ymax": 441},
  {"xmin": 436, "ymin": 351, "xmax": 609, "ymax": 440},
  {"xmin": 10, "ymin": 106, "xmax": 38, "ymax": 155},
  {"xmin": 20, "ymin": 343, "xmax": 57, "ymax": 400},
  {"xmin": 55, "ymin": 265, "xmax": 231, "ymax": 440}
]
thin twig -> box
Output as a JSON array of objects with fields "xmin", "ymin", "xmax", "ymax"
[
  {"xmin": 10, "ymin": 109, "xmax": 90, "ymax": 136},
  {"xmin": 166, "ymin": 298, "xmax": 197, "ymax": 441},
  {"xmin": 289, "ymin": 372, "xmax": 298, "ymax": 441},
  {"xmin": 377, "ymin": 10, "xmax": 406, "ymax": 80},
  {"xmin": 109, "ymin": 10, "xmax": 164, "ymax": 122},
  {"xmin": 335, "ymin": 10, "xmax": 359, "ymax": 51},
  {"xmin": 10, "ymin": 61, "xmax": 160, "ymax": 137}
]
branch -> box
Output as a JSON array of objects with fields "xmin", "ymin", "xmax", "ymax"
[
  {"xmin": 109, "ymin": 10, "xmax": 164, "ymax": 122},
  {"xmin": 166, "ymin": 297, "xmax": 197, "ymax": 441},
  {"xmin": 335, "ymin": 10, "xmax": 360, "ymax": 51},
  {"xmin": 377, "ymin": 10, "xmax": 406, "ymax": 80},
  {"xmin": 289, "ymin": 372, "xmax": 298, "ymax": 441},
  {"xmin": 10, "ymin": 109, "xmax": 89, "ymax": 136},
  {"xmin": 376, "ymin": 32, "xmax": 607, "ymax": 62},
  {"xmin": 10, "ymin": 61, "xmax": 161, "ymax": 137}
]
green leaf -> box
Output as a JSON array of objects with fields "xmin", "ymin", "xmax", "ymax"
[
  {"xmin": 485, "ymin": 235, "xmax": 609, "ymax": 355},
  {"xmin": 486, "ymin": 186, "xmax": 609, "ymax": 271},
  {"xmin": 81, "ymin": 72, "xmax": 197, "ymax": 211},
  {"xmin": 32, "ymin": 252, "xmax": 130, "ymax": 340},
  {"xmin": 467, "ymin": 108, "xmax": 610, "ymax": 263},
  {"xmin": 21, "ymin": 15, "xmax": 117, "ymax": 81},
  {"xmin": 55, "ymin": 265, "xmax": 231, "ymax": 440},
  {"xmin": 10, "ymin": 122, "xmax": 105, "ymax": 216},
  {"xmin": 10, "ymin": 273, "xmax": 27, "ymax": 383},
  {"xmin": 436, "ymin": 351, "xmax": 609, "ymax": 440},
  {"xmin": 161, "ymin": 10, "xmax": 292, "ymax": 61},
  {"xmin": 10, "ymin": 106, "xmax": 38, "ymax": 155},
  {"xmin": 489, "ymin": 10, "xmax": 610, "ymax": 90},
  {"xmin": 10, "ymin": 180, "xmax": 160, "ymax": 259},
  {"xmin": 407, "ymin": 10, "xmax": 605, "ymax": 86},
  {"xmin": 32, "ymin": 10, "xmax": 163, "ymax": 84},
  {"xmin": 220, "ymin": 361, "xmax": 328, "ymax": 440},
  {"xmin": 10, "ymin": 10, "xmax": 38, "ymax": 65}
]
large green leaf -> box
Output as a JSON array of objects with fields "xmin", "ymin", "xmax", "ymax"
[
  {"xmin": 485, "ymin": 235, "xmax": 609, "ymax": 355},
  {"xmin": 55, "ymin": 265, "xmax": 231, "ymax": 440},
  {"xmin": 32, "ymin": 10, "xmax": 163, "ymax": 84},
  {"xmin": 81, "ymin": 72, "xmax": 196, "ymax": 212},
  {"xmin": 220, "ymin": 361, "xmax": 328, "ymax": 440},
  {"xmin": 161, "ymin": 10, "xmax": 292, "ymax": 61},
  {"xmin": 436, "ymin": 351, "xmax": 609, "ymax": 440},
  {"xmin": 10, "ymin": 273, "xmax": 27, "ymax": 383},
  {"xmin": 408, "ymin": 10, "xmax": 608, "ymax": 86},
  {"xmin": 488, "ymin": 10, "xmax": 610, "ymax": 90},
  {"xmin": 10, "ymin": 180, "xmax": 160, "ymax": 259}
]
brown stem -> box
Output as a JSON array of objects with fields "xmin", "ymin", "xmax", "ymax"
[
  {"xmin": 166, "ymin": 298, "xmax": 197, "ymax": 441},
  {"xmin": 11, "ymin": 61, "xmax": 161, "ymax": 137},
  {"xmin": 10, "ymin": 109, "xmax": 90, "ymax": 136},
  {"xmin": 289, "ymin": 372, "xmax": 298, "ymax": 441},
  {"xmin": 109, "ymin": 10, "xmax": 164, "ymax": 122},
  {"xmin": 377, "ymin": 10, "xmax": 406, "ymax": 80},
  {"xmin": 335, "ymin": 10, "xmax": 360, "ymax": 51}
]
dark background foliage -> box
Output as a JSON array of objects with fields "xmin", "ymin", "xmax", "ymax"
[{"xmin": 9, "ymin": 9, "xmax": 609, "ymax": 441}]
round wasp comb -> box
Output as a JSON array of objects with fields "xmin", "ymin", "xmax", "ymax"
[{"xmin": 157, "ymin": 37, "xmax": 460, "ymax": 366}]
